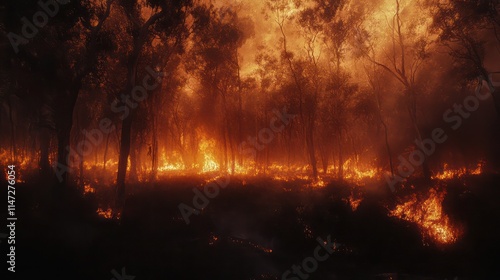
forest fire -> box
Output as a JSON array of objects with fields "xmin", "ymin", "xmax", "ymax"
[
  {"xmin": 96, "ymin": 207, "xmax": 114, "ymax": 219},
  {"xmin": 344, "ymin": 192, "xmax": 363, "ymax": 211},
  {"xmin": 2, "ymin": 0, "xmax": 500, "ymax": 278}
]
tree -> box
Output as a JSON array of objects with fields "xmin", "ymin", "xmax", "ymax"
[
  {"xmin": 357, "ymin": 0, "xmax": 433, "ymax": 180},
  {"xmin": 115, "ymin": 0, "xmax": 192, "ymax": 203},
  {"xmin": 429, "ymin": 0, "xmax": 500, "ymax": 114},
  {"xmin": 188, "ymin": 4, "xmax": 253, "ymax": 174},
  {"xmin": 1, "ymin": 0, "xmax": 115, "ymax": 185}
]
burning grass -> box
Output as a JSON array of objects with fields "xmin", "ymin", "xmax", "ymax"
[{"xmin": 389, "ymin": 187, "xmax": 461, "ymax": 245}]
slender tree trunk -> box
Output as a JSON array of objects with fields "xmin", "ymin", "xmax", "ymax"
[
  {"xmin": 150, "ymin": 113, "xmax": 158, "ymax": 181},
  {"xmin": 39, "ymin": 127, "xmax": 51, "ymax": 173},
  {"xmin": 375, "ymin": 90, "xmax": 394, "ymax": 177},
  {"xmin": 221, "ymin": 90, "xmax": 230, "ymax": 172},
  {"xmin": 337, "ymin": 130, "xmax": 343, "ymax": 180},
  {"xmin": 221, "ymin": 126, "xmax": 228, "ymax": 172},
  {"xmin": 117, "ymin": 115, "xmax": 133, "ymax": 200},
  {"xmin": 382, "ymin": 120, "xmax": 394, "ymax": 177},
  {"xmin": 54, "ymin": 83, "xmax": 81, "ymax": 187},
  {"xmin": 407, "ymin": 92, "xmax": 431, "ymax": 180},
  {"xmin": 319, "ymin": 142, "xmax": 328, "ymax": 174},
  {"xmin": 306, "ymin": 124, "xmax": 318, "ymax": 179},
  {"xmin": 103, "ymin": 132, "xmax": 111, "ymax": 171},
  {"xmin": 79, "ymin": 152, "xmax": 84, "ymax": 187},
  {"xmin": 130, "ymin": 144, "xmax": 138, "ymax": 182},
  {"xmin": 116, "ymin": 44, "xmax": 141, "ymax": 202},
  {"xmin": 236, "ymin": 53, "xmax": 244, "ymax": 166}
]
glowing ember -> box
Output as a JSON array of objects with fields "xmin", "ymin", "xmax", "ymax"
[
  {"xmin": 96, "ymin": 207, "xmax": 113, "ymax": 219},
  {"xmin": 208, "ymin": 234, "xmax": 219, "ymax": 246},
  {"xmin": 389, "ymin": 189, "xmax": 460, "ymax": 244},
  {"xmin": 84, "ymin": 184, "xmax": 95, "ymax": 194},
  {"xmin": 344, "ymin": 192, "xmax": 363, "ymax": 211}
]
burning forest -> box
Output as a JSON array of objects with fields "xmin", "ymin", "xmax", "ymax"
[{"xmin": 1, "ymin": 0, "xmax": 500, "ymax": 279}]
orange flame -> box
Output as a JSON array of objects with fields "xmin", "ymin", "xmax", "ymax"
[{"xmin": 389, "ymin": 188, "xmax": 460, "ymax": 244}]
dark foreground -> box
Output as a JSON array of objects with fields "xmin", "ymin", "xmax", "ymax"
[{"xmin": 2, "ymin": 174, "xmax": 500, "ymax": 280}]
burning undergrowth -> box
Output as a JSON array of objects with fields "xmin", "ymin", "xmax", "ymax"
[
  {"xmin": 388, "ymin": 185, "xmax": 462, "ymax": 245},
  {"xmin": 9, "ymin": 173, "xmax": 500, "ymax": 278}
]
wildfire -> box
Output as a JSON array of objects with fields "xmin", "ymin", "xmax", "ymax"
[
  {"xmin": 389, "ymin": 188, "xmax": 460, "ymax": 244},
  {"xmin": 333, "ymin": 159, "xmax": 379, "ymax": 183},
  {"xmin": 157, "ymin": 150, "xmax": 185, "ymax": 173},
  {"xmin": 344, "ymin": 192, "xmax": 363, "ymax": 211},
  {"xmin": 344, "ymin": 167, "xmax": 378, "ymax": 181},
  {"xmin": 96, "ymin": 207, "xmax": 113, "ymax": 219},
  {"xmin": 199, "ymin": 138, "xmax": 219, "ymax": 173},
  {"xmin": 305, "ymin": 178, "xmax": 327, "ymax": 188},
  {"xmin": 84, "ymin": 184, "xmax": 95, "ymax": 194},
  {"xmin": 432, "ymin": 162, "xmax": 484, "ymax": 180},
  {"xmin": 158, "ymin": 162, "xmax": 185, "ymax": 172}
]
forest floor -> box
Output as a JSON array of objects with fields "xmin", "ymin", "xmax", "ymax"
[{"xmin": 4, "ymin": 173, "xmax": 500, "ymax": 279}]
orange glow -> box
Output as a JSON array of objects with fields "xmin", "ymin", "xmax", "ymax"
[
  {"xmin": 432, "ymin": 161, "xmax": 484, "ymax": 180},
  {"xmin": 84, "ymin": 184, "xmax": 95, "ymax": 194},
  {"xmin": 199, "ymin": 138, "xmax": 220, "ymax": 173},
  {"xmin": 96, "ymin": 207, "xmax": 113, "ymax": 219},
  {"xmin": 389, "ymin": 188, "xmax": 460, "ymax": 244},
  {"xmin": 344, "ymin": 192, "xmax": 363, "ymax": 211}
]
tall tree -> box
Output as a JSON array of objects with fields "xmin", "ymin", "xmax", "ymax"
[
  {"xmin": 115, "ymin": 0, "xmax": 192, "ymax": 202},
  {"xmin": 430, "ymin": 0, "xmax": 500, "ymax": 114},
  {"xmin": 358, "ymin": 0, "xmax": 433, "ymax": 180},
  {"xmin": 188, "ymin": 4, "xmax": 253, "ymax": 174},
  {"xmin": 1, "ymin": 0, "xmax": 115, "ymax": 185}
]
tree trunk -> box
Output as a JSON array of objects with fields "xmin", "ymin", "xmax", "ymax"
[
  {"xmin": 116, "ymin": 43, "xmax": 141, "ymax": 203},
  {"xmin": 319, "ymin": 142, "xmax": 328, "ymax": 174},
  {"xmin": 116, "ymin": 115, "xmax": 133, "ymax": 201},
  {"xmin": 39, "ymin": 127, "xmax": 51, "ymax": 174},
  {"xmin": 306, "ymin": 124, "xmax": 318, "ymax": 179},
  {"xmin": 55, "ymin": 85, "xmax": 80, "ymax": 187},
  {"xmin": 337, "ymin": 130, "xmax": 344, "ymax": 180},
  {"xmin": 103, "ymin": 132, "xmax": 111, "ymax": 171},
  {"xmin": 130, "ymin": 143, "xmax": 138, "ymax": 182},
  {"xmin": 407, "ymin": 93, "xmax": 431, "ymax": 180},
  {"xmin": 375, "ymin": 90, "xmax": 394, "ymax": 177},
  {"xmin": 150, "ymin": 113, "xmax": 158, "ymax": 181}
]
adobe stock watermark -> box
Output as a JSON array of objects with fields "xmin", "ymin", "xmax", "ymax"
[
  {"xmin": 111, "ymin": 267, "xmax": 135, "ymax": 280},
  {"xmin": 7, "ymin": 0, "xmax": 70, "ymax": 54},
  {"xmin": 282, "ymin": 235, "xmax": 338, "ymax": 280},
  {"xmin": 178, "ymin": 175, "xmax": 230, "ymax": 225},
  {"xmin": 238, "ymin": 107, "xmax": 296, "ymax": 160},
  {"xmin": 385, "ymin": 73, "xmax": 499, "ymax": 191},
  {"xmin": 178, "ymin": 107, "xmax": 296, "ymax": 225},
  {"xmin": 54, "ymin": 66, "xmax": 165, "ymax": 182}
]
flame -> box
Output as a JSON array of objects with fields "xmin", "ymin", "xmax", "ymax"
[
  {"xmin": 96, "ymin": 207, "xmax": 113, "ymax": 219},
  {"xmin": 306, "ymin": 178, "xmax": 327, "ymax": 188},
  {"xmin": 344, "ymin": 192, "xmax": 363, "ymax": 211},
  {"xmin": 199, "ymin": 138, "xmax": 220, "ymax": 173},
  {"xmin": 158, "ymin": 151, "xmax": 185, "ymax": 173},
  {"xmin": 432, "ymin": 161, "xmax": 484, "ymax": 180},
  {"xmin": 389, "ymin": 188, "xmax": 460, "ymax": 244},
  {"xmin": 84, "ymin": 184, "xmax": 95, "ymax": 194}
]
